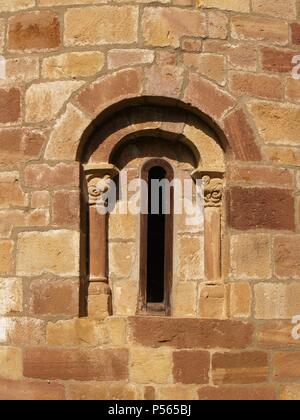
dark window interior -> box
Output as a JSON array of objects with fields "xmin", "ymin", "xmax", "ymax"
[{"xmin": 147, "ymin": 166, "xmax": 167, "ymax": 303}]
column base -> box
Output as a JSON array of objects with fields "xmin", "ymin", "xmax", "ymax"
[{"xmin": 88, "ymin": 282, "xmax": 112, "ymax": 319}]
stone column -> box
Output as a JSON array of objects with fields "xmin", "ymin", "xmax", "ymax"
[
  {"xmin": 84, "ymin": 163, "xmax": 118, "ymax": 319},
  {"xmin": 202, "ymin": 175, "xmax": 224, "ymax": 283}
]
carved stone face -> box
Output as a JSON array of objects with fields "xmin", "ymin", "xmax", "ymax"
[{"xmin": 202, "ymin": 176, "xmax": 223, "ymax": 206}]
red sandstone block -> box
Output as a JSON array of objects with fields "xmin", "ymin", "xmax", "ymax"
[
  {"xmin": 291, "ymin": 23, "xmax": 300, "ymax": 44},
  {"xmin": 212, "ymin": 352, "xmax": 269, "ymax": 385},
  {"xmin": 273, "ymin": 352, "xmax": 300, "ymax": 381},
  {"xmin": 261, "ymin": 47, "xmax": 296, "ymax": 73},
  {"xmin": 8, "ymin": 11, "xmax": 60, "ymax": 51},
  {"xmin": 128, "ymin": 317, "xmax": 253, "ymax": 349},
  {"xmin": 173, "ymin": 351, "xmax": 210, "ymax": 384},
  {"xmin": 0, "ymin": 379, "xmax": 65, "ymax": 401},
  {"xmin": 29, "ymin": 279, "xmax": 79, "ymax": 317},
  {"xmin": 24, "ymin": 347, "xmax": 129, "ymax": 381},
  {"xmin": 223, "ymin": 108, "xmax": 261, "ymax": 162},
  {"xmin": 198, "ymin": 385, "xmax": 276, "ymax": 400},
  {"xmin": 0, "ymin": 88, "xmax": 21, "ymax": 124},
  {"xmin": 52, "ymin": 190, "xmax": 80, "ymax": 228},
  {"xmin": 227, "ymin": 187, "xmax": 295, "ymax": 231}
]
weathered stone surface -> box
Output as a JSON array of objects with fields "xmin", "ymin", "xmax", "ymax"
[
  {"xmin": 230, "ymin": 282, "xmax": 252, "ymax": 318},
  {"xmin": 64, "ymin": 6, "xmax": 138, "ymax": 46},
  {"xmin": 252, "ymin": 0, "xmax": 296, "ymax": 19},
  {"xmin": 109, "ymin": 242, "xmax": 135, "ymax": 279},
  {"xmin": 173, "ymin": 351, "xmax": 210, "ymax": 384},
  {"xmin": 24, "ymin": 163, "xmax": 79, "ymax": 189},
  {"xmin": 261, "ymin": 47, "xmax": 295, "ymax": 73},
  {"xmin": 254, "ymin": 283, "xmax": 300, "ymax": 319},
  {"xmin": 5, "ymin": 317, "xmax": 45, "ymax": 346},
  {"xmin": 257, "ymin": 321, "xmax": 300, "ymax": 349},
  {"xmin": 8, "ymin": 11, "xmax": 60, "ymax": 51},
  {"xmin": 29, "ymin": 279, "xmax": 79, "ymax": 316},
  {"xmin": 231, "ymin": 234, "xmax": 271, "ymax": 280},
  {"xmin": 0, "ymin": 347, "xmax": 22, "ymax": 380},
  {"xmin": 183, "ymin": 53, "xmax": 225, "ymax": 85},
  {"xmin": 76, "ymin": 68, "xmax": 143, "ymax": 118},
  {"xmin": 227, "ymin": 164, "xmax": 293, "ymax": 187},
  {"xmin": 0, "ymin": 379, "xmax": 65, "ymax": 401},
  {"xmin": 129, "ymin": 318, "xmax": 253, "ymax": 349},
  {"xmin": 173, "ymin": 282, "xmax": 197, "ymax": 318},
  {"xmin": 67, "ymin": 382, "xmax": 138, "ymax": 401},
  {"xmin": 157, "ymin": 385, "xmax": 196, "ymax": 401},
  {"xmin": 0, "ymin": 88, "xmax": 21, "ymax": 124},
  {"xmin": 178, "ymin": 235, "xmax": 204, "ymax": 281},
  {"xmin": 0, "ymin": 279, "xmax": 22, "ymax": 315},
  {"xmin": 273, "ymin": 352, "xmax": 300, "ymax": 381},
  {"xmin": 207, "ymin": 11, "xmax": 228, "ymax": 39},
  {"xmin": 212, "ymin": 352, "xmax": 269, "ymax": 385},
  {"xmin": 24, "ymin": 347, "xmax": 129, "ymax": 381},
  {"xmin": 16, "ymin": 230, "xmax": 79, "ymax": 276},
  {"xmin": 0, "ymin": 172, "xmax": 28, "ymax": 209},
  {"xmin": 291, "ymin": 23, "xmax": 300, "ymax": 44},
  {"xmin": 142, "ymin": 7, "xmax": 206, "ymax": 48},
  {"xmin": 227, "ymin": 187, "xmax": 295, "ymax": 231},
  {"xmin": 0, "ymin": 129, "xmax": 44, "ymax": 169},
  {"xmin": 144, "ymin": 65, "xmax": 184, "ymax": 97},
  {"xmin": 231, "ymin": 15, "xmax": 289, "ymax": 45},
  {"xmin": 0, "ymin": 0, "xmax": 35, "ymax": 13},
  {"xmin": 198, "ymin": 385, "xmax": 276, "ymax": 400},
  {"xmin": 0, "ymin": 242, "xmax": 15, "ymax": 276},
  {"xmin": 274, "ymin": 235, "xmax": 300, "ymax": 279},
  {"xmin": 42, "ymin": 52, "xmax": 105, "ymax": 79},
  {"xmin": 199, "ymin": 285, "xmax": 227, "ymax": 320},
  {"xmin": 130, "ymin": 348, "xmax": 173, "ymax": 384},
  {"xmin": 229, "ymin": 72, "xmax": 284, "ymax": 100},
  {"xmin": 223, "ymin": 108, "xmax": 261, "ymax": 161},
  {"xmin": 25, "ymin": 81, "xmax": 83, "ymax": 123},
  {"xmin": 108, "ymin": 49, "xmax": 154, "ymax": 70},
  {"xmin": 52, "ymin": 191, "xmax": 80, "ymax": 228},
  {"xmin": 248, "ymin": 102, "xmax": 300, "ymax": 146},
  {"xmin": 199, "ymin": 0, "xmax": 250, "ymax": 12},
  {"xmin": 280, "ymin": 385, "xmax": 300, "ymax": 401},
  {"xmin": 46, "ymin": 318, "xmax": 107, "ymax": 346}
]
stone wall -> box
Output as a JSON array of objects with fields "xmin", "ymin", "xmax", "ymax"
[{"xmin": 0, "ymin": 0, "xmax": 300, "ymax": 400}]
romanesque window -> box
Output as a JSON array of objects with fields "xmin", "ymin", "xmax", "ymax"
[{"xmin": 82, "ymin": 105, "xmax": 225, "ymax": 319}]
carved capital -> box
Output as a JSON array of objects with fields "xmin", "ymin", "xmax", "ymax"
[
  {"xmin": 84, "ymin": 163, "xmax": 118, "ymax": 206},
  {"xmin": 202, "ymin": 175, "xmax": 224, "ymax": 207}
]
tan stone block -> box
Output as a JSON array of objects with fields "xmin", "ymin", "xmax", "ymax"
[
  {"xmin": 286, "ymin": 78, "xmax": 300, "ymax": 103},
  {"xmin": 208, "ymin": 10, "xmax": 228, "ymax": 40},
  {"xmin": 280, "ymin": 385, "xmax": 300, "ymax": 400},
  {"xmin": 173, "ymin": 282, "xmax": 197, "ymax": 317},
  {"xmin": 46, "ymin": 318, "xmax": 107, "ymax": 346},
  {"xmin": 109, "ymin": 242, "xmax": 136, "ymax": 279},
  {"xmin": 252, "ymin": 0, "xmax": 297, "ymax": 19},
  {"xmin": 67, "ymin": 382, "xmax": 139, "ymax": 401},
  {"xmin": 25, "ymin": 81, "xmax": 83, "ymax": 123},
  {"xmin": 42, "ymin": 52, "xmax": 105, "ymax": 80},
  {"xmin": 199, "ymin": 285, "xmax": 228, "ymax": 319},
  {"xmin": 0, "ymin": 57, "xmax": 39, "ymax": 84},
  {"xmin": 113, "ymin": 281, "xmax": 138, "ymax": 316},
  {"xmin": 5, "ymin": 317, "xmax": 45, "ymax": 346},
  {"xmin": 109, "ymin": 209, "xmax": 137, "ymax": 241},
  {"xmin": 230, "ymin": 282, "xmax": 252, "ymax": 318},
  {"xmin": 265, "ymin": 146, "xmax": 300, "ymax": 167},
  {"xmin": 229, "ymin": 72, "xmax": 284, "ymax": 101},
  {"xmin": 198, "ymin": 0, "xmax": 250, "ymax": 12},
  {"xmin": 0, "ymin": 210, "xmax": 49, "ymax": 239},
  {"xmin": 0, "ymin": 347, "xmax": 22, "ymax": 380},
  {"xmin": 130, "ymin": 348, "xmax": 173, "ymax": 384},
  {"xmin": 231, "ymin": 234, "xmax": 271, "ymax": 280},
  {"xmin": 108, "ymin": 49, "xmax": 154, "ymax": 70},
  {"xmin": 178, "ymin": 235, "xmax": 204, "ymax": 281},
  {"xmin": 248, "ymin": 102, "xmax": 300, "ymax": 146},
  {"xmin": 0, "ymin": 19, "xmax": 4, "ymax": 53},
  {"xmin": 231, "ymin": 15, "xmax": 289, "ymax": 46},
  {"xmin": 45, "ymin": 104, "xmax": 91, "ymax": 161},
  {"xmin": 274, "ymin": 235, "xmax": 300, "ymax": 279},
  {"xmin": 64, "ymin": 6, "xmax": 138, "ymax": 46},
  {"xmin": 157, "ymin": 385, "xmax": 197, "ymax": 400},
  {"xmin": 31, "ymin": 191, "xmax": 50, "ymax": 209},
  {"xmin": 0, "ymin": 172, "xmax": 28, "ymax": 209},
  {"xmin": 0, "ymin": 241, "xmax": 14, "ymax": 276},
  {"xmin": 105, "ymin": 317, "xmax": 127, "ymax": 346},
  {"xmin": 142, "ymin": 7, "xmax": 206, "ymax": 48},
  {"xmin": 255, "ymin": 283, "xmax": 300, "ymax": 319},
  {"xmin": 257, "ymin": 321, "xmax": 300, "ymax": 349},
  {"xmin": 0, "ymin": 279, "xmax": 22, "ymax": 315},
  {"xmin": 16, "ymin": 230, "xmax": 79, "ymax": 276},
  {"xmin": 183, "ymin": 53, "xmax": 225, "ymax": 85},
  {"xmin": 0, "ymin": 0, "xmax": 34, "ymax": 12}
]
